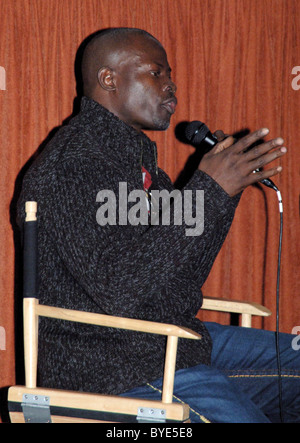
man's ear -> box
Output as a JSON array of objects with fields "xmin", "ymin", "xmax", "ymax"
[{"xmin": 97, "ymin": 67, "xmax": 116, "ymax": 91}]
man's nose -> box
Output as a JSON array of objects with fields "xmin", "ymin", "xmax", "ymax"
[{"xmin": 164, "ymin": 79, "xmax": 177, "ymax": 94}]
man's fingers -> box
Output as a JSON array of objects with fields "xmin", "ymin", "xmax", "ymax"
[
  {"xmin": 248, "ymin": 165, "xmax": 284, "ymax": 186},
  {"xmin": 232, "ymin": 128, "xmax": 270, "ymax": 153},
  {"xmin": 246, "ymin": 137, "xmax": 285, "ymax": 161},
  {"xmin": 213, "ymin": 135, "xmax": 235, "ymax": 154},
  {"xmin": 199, "ymin": 126, "xmax": 287, "ymax": 197},
  {"xmin": 213, "ymin": 130, "xmax": 227, "ymax": 142},
  {"xmin": 249, "ymin": 145, "xmax": 287, "ymax": 171}
]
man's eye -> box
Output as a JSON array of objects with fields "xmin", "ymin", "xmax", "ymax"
[{"xmin": 151, "ymin": 71, "xmax": 160, "ymax": 77}]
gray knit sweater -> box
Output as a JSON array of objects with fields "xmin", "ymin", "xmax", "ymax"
[{"xmin": 18, "ymin": 97, "xmax": 239, "ymax": 395}]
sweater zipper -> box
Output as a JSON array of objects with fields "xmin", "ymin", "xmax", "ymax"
[{"xmin": 152, "ymin": 142, "xmax": 158, "ymax": 177}]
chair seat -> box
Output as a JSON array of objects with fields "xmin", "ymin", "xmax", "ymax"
[{"xmin": 8, "ymin": 386, "xmax": 190, "ymax": 423}]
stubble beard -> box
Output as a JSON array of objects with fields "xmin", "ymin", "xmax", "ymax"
[{"xmin": 152, "ymin": 114, "xmax": 171, "ymax": 131}]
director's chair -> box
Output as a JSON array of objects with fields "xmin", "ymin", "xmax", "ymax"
[{"xmin": 8, "ymin": 202, "xmax": 271, "ymax": 423}]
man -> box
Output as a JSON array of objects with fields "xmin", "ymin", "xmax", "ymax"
[{"xmin": 18, "ymin": 28, "xmax": 299, "ymax": 423}]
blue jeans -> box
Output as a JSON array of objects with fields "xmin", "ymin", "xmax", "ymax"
[{"xmin": 121, "ymin": 323, "xmax": 300, "ymax": 423}]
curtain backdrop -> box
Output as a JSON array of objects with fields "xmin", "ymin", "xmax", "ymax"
[{"xmin": 0, "ymin": 0, "xmax": 299, "ymax": 418}]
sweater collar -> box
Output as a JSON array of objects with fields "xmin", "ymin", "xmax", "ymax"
[
  {"xmin": 79, "ymin": 96, "xmax": 158, "ymax": 176},
  {"xmin": 80, "ymin": 96, "xmax": 146, "ymax": 140}
]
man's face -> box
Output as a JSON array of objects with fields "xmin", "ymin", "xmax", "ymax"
[{"xmin": 109, "ymin": 37, "xmax": 177, "ymax": 132}]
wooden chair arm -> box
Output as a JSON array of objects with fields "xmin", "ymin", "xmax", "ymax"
[
  {"xmin": 36, "ymin": 303, "xmax": 201, "ymax": 340},
  {"xmin": 25, "ymin": 299, "xmax": 201, "ymax": 403},
  {"xmin": 202, "ymin": 297, "xmax": 272, "ymax": 327}
]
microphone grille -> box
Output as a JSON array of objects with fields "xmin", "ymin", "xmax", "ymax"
[{"xmin": 185, "ymin": 121, "xmax": 210, "ymax": 144}]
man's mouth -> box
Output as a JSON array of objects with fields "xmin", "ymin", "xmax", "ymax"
[{"xmin": 161, "ymin": 97, "xmax": 177, "ymax": 114}]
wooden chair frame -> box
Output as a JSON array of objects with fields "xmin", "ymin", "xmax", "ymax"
[{"xmin": 8, "ymin": 202, "xmax": 271, "ymax": 423}]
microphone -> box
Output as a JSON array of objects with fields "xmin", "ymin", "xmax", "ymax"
[
  {"xmin": 185, "ymin": 120, "xmax": 218, "ymax": 149},
  {"xmin": 185, "ymin": 120, "xmax": 278, "ymax": 191}
]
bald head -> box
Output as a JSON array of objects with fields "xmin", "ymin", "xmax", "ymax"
[
  {"xmin": 80, "ymin": 28, "xmax": 176, "ymax": 132},
  {"xmin": 81, "ymin": 28, "xmax": 162, "ymax": 99}
]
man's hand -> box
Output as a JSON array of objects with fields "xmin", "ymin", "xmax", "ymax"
[
  {"xmin": 198, "ymin": 128, "xmax": 287, "ymax": 197},
  {"xmin": 213, "ymin": 129, "xmax": 228, "ymax": 143}
]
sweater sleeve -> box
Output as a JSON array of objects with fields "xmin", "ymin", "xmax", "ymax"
[
  {"xmin": 158, "ymin": 167, "xmax": 242, "ymax": 286},
  {"xmin": 41, "ymin": 158, "xmax": 239, "ymax": 320}
]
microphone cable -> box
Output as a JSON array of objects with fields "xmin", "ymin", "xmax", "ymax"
[
  {"xmin": 275, "ymin": 188, "xmax": 284, "ymax": 423},
  {"xmin": 258, "ymin": 177, "xmax": 284, "ymax": 422},
  {"xmin": 254, "ymin": 176, "xmax": 284, "ymax": 422}
]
